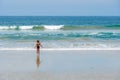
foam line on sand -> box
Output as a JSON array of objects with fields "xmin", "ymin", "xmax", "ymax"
[{"xmin": 0, "ymin": 48, "xmax": 120, "ymax": 51}]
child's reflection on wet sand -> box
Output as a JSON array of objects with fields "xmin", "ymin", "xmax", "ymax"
[{"xmin": 36, "ymin": 53, "xmax": 40, "ymax": 68}]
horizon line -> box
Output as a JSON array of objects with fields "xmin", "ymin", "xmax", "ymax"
[{"xmin": 0, "ymin": 15, "xmax": 120, "ymax": 17}]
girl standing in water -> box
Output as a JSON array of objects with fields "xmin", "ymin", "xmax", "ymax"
[
  {"xmin": 35, "ymin": 40, "xmax": 42, "ymax": 68},
  {"xmin": 35, "ymin": 40, "xmax": 42, "ymax": 53}
]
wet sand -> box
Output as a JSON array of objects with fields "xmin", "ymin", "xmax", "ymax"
[{"xmin": 0, "ymin": 50, "xmax": 120, "ymax": 80}]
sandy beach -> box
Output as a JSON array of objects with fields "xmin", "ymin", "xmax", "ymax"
[{"xmin": 0, "ymin": 50, "xmax": 120, "ymax": 80}]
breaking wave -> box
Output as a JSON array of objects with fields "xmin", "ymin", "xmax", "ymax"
[
  {"xmin": 0, "ymin": 25, "xmax": 64, "ymax": 30},
  {"xmin": 0, "ymin": 24, "xmax": 120, "ymax": 30},
  {"xmin": 43, "ymin": 25, "xmax": 64, "ymax": 30}
]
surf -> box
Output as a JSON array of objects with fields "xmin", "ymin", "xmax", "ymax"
[
  {"xmin": 43, "ymin": 25, "xmax": 64, "ymax": 30},
  {"xmin": 0, "ymin": 25, "xmax": 120, "ymax": 30},
  {"xmin": 0, "ymin": 48, "xmax": 120, "ymax": 51}
]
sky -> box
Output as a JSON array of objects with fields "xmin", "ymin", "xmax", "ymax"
[{"xmin": 0, "ymin": 0, "xmax": 120, "ymax": 16}]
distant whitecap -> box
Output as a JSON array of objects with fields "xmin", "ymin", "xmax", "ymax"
[{"xmin": 43, "ymin": 25, "xmax": 64, "ymax": 30}]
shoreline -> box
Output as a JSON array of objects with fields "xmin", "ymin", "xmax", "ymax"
[{"xmin": 0, "ymin": 48, "xmax": 120, "ymax": 51}]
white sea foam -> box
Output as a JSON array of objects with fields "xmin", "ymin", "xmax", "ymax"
[
  {"xmin": 43, "ymin": 25, "xmax": 64, "ymax": 30},
  {"xmin": 88, "ymin": 32, "xmax": 98, "ymax": 35},
  {"xmin": 19, "ymin": 26, "xmax": 33, "ymax": 30},
  {"xmin": 0, "ymin": 25, "xmax": 64, "ymax": 30},
  {"xmin": 0, "ymin": 26, "xmax": 34, "ymax": 30},
  {"xmin": 0, "ymin": 26, "xmax": 17, "ymax": 30},
  {"xmin": 9, "ymin": 26, "xmax": 17, "ymax": 29},
  {"xmin": 0, "ymin": 48, "xmax": 120, "ymax": 51},
  {"xmin": 0, "ymin": 26, "xmax": 9, "ymax": 30}
]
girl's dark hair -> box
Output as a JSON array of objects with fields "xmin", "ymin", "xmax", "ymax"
[{"xmin": 37, "ymin": 40, "xmax": 39, "ymax": 42}]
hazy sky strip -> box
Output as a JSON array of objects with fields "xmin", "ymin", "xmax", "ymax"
[{"xmin": 0, "ymin": 0, "xmax": 120, "ymax": 16}]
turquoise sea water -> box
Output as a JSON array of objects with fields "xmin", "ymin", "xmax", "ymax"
[{"xmin": 0, "ymin": 16, "xmax": 120, "ymax": 49}]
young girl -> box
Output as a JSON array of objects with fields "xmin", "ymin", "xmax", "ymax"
[{"xmin": 35, "ymin": 40, "xmax": 42, "ymax": 53}]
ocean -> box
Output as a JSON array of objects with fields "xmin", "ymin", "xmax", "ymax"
[{"xmin": 0, "ymin": 16, "xmax": 120, "ymax": 50}]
